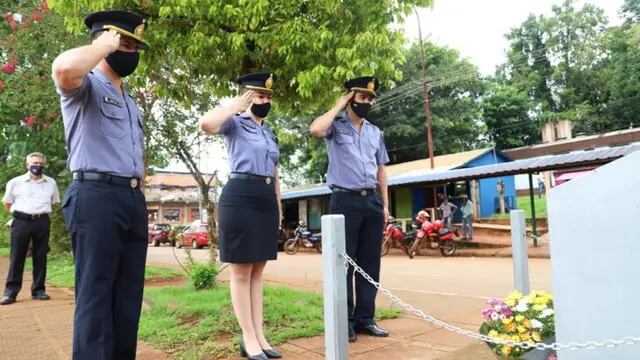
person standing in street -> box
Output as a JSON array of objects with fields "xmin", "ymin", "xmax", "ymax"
[
  {"xmin": 460, "ymin": 194, "xmax": 474, "ymax": 241},
  {"xmin": 310, "ymin": 76, "xmax": 390, "ymax": 343},
  {"xmin": 199, "ymin": 72, "xmax": 282, "ymax": 360},
  {"xmin": 1, "ymin": 153, "xmax": 59, "ymax": 305},
  {"xmin": 51, "ymin": 10, "xmax": 150, "ymax": 360}
]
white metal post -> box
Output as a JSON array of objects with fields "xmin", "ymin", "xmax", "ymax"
[
  {"xmin": 510, "ymin": 210, "xmax": 530, "ymax": 294},
  {"xmin": 321, "ymin": 215, "xmax": 349, "ymax": 360}
]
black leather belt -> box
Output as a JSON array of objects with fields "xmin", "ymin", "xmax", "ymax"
[
  {"xmin": 229, "ymin": 173, "xmax": 274, "ymax": 184},
  {"xmin": 13, "ymin": 211, "xmax": 49, "ymax": 221},
  {"xmin": 73, "ymin": 171, "xmax": 141, "ymax": 189},
  {"xmin": 331, "ymin": 186, "xmax": 377, "ymax": 196}
]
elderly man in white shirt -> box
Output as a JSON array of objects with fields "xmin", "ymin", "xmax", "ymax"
[{"xmin": 1, "ymin": 153, "xmax": 60, "ymax": 305}]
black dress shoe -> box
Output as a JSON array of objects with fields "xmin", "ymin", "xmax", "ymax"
[
  {"xmin": 32, "ymin": 293, "xmax": 50, "ymax": 301},
  {"xmin": 240, "ymin": 341, "xmax": 268, "ymax": 360},
  {"xmin": 348, "ymin": 325, "xmax": 357, "ymax": 342},
  {"xmin": 355, "ymin": 323, "xmax": 389, "ymax": 337},
  {"xmin": 262, "ymin": 348, "xmax": 282, "ymax": 359},
  {"xmin": 0, "ymin": 296, "xmax": 16, "ymax": 305}
]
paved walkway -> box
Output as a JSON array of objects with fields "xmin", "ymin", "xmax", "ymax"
[
  {"xmin": 0, "ymin": 256, "xmax": 168, "ymax": 360},
  {"xmin": 0, "ymin": 253, "xmax": 502, "ymax": 359}
]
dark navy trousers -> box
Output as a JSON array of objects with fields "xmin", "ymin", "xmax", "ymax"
[
  {"xmin": 62, "ymin": 180, "xmax": 148, "ymax": 360},
  {"xmin": 330, "ymin": 191, "xmax": 385, "ymax": 326},
  {"xmin": 4, "ymin": 216, "xmax": 50, "ymax": 298}
]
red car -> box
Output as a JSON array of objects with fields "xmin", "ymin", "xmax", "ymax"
[
  {"xmin": 176, "ymin": 224, "xmax": 209, "ymax": 249},
  {"xmin": 148, "ymin": 223, "xmax": 172, "ymax": 247}
]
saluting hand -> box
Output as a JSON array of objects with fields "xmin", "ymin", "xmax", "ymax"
[
  {"xmin": 335, "ymin": 91, "xmax": 355, "ymax": 110},
  {"xmin": 93, "ymin": 29, "xmax": 121, "ymax": 54},
  {"xmin": 231, "ymin": 90, "xmax": 256, "ymax": 113}
]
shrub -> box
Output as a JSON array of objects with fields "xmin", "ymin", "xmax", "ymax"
[{"xmin": 189, "ymin": 263, "xmax": 218, "ymax": 290}]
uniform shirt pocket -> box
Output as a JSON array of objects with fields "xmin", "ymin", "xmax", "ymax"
[
  {"xmin": 100, "ymin": 102, "xmax": 126, "ymax": 138},
  {"xmin": 239, "ymin": 120, "xmax": 261, "ymax": 141},
  {"xmin": 335, "ymin": 131, "xmax": 354, "ymax": 145}
]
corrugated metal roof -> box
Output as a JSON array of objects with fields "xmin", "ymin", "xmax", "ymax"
[{"xmin": 281, "ymin": 144, "xmax": 640, "ymax": 201}]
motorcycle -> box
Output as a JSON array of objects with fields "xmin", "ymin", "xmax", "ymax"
[
  {"xmin": 409, "ymin": 219, "xmax": 459, "ymax": 258},
  {"xmin": 381, "ymin": 217, "xmax": 415, "ymax": 256},
  {"xmin": 284, "ymin": 222, "xmax": 322, "ymax": 255}
]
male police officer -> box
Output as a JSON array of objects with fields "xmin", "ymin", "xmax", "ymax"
[
  {"xmin": 310, "ymin": 76, "xmax": 390, "ymax": 342},
  {"xmin": 1, "ymin": 153, "xmax": 60, "ymax": 305},
  {"xmin": 51, "ymin": 10, "xmax": 149, "ymax": 360}
]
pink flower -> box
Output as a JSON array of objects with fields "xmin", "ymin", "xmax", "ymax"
[
  {"xmin": 30, "ymin": 13, "xmax": 43, "ymax": 22},
  {"xmin": 1, "ymin": 60, "xmax": 17, "ymax": 74},
  {"xmin": 23, "ymin": 116, "xmax": 34, "ymax": 127}
]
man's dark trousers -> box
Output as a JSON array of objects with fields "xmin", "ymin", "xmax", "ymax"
[
  {"xmin": 4, "ymin": 216, "xmax": 50, "ymax": 298},
  {"xmin": 330, "ymin": 191, "xmax": 385, "ymax": 327},
  {"xmin": 62, "ymin": 180, "xmax": 148, "ymax": 360}
]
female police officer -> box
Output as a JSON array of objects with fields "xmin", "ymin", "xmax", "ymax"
[{"xmin": 199, "ymin": 72, "xmax": 281, "ymax": 360}]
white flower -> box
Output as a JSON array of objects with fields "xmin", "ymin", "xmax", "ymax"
[
  {"xmin": 499, "ymin": 314, "xmax": 506, "ymax": 320},
  {"xmin": 491, "ymin": 313, "xmax": 500, "ymax": 321},
  {"xmin": 539, "ymin": 308, "xmax": 554, "ymax": 318},
  {"xmin": 530, "ymin": 319, "xmax": 544, "ymax": 329},
  {"xmin": 515, "ymin": 301, "xmax": 529, "ymax": 312}
]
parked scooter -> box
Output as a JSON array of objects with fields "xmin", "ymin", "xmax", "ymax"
[
  {"xmin": 408, "ymin": 211, "xmax": 459, "ymax": 258},
  {"xmin": 381, "ymin": 217, "xmax": 415, "ymax": 256},
  {"xmin": 284, "ymin": 221, "xmax": 322, "ymax": 255}
]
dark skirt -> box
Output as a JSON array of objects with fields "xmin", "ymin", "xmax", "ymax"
[{"xmin": 218, "ymin": 178, "xmax": 278, "ymax": 263}]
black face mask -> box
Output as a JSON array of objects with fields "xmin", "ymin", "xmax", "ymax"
[
  {"xmin": 106, "ymin": 51, "xmax": 140, "ymax": 78},
  {"xmin": 350, "ymin": 101, "xmax": 372, "ymax": 118},
  {"xmin": 251, "ymin": 102, "xmax": 272, "ymax": 118},
  {"xmin": 29, "ymin": 165, "xmax": 44, "ymax": 176}
]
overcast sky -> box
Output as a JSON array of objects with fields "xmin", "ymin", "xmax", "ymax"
[{"xmin": 403, "ymin": 0, "xmax": 625, "ymax": 75}]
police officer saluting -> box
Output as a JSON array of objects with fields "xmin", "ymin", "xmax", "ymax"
[
  {"xmin": 51, "ymin": 10, "xmax": 150, "ymax": 360},
  {"xmin": 199, "ymin": 72, "xmax": 282, "ymax": 360},
  {"xmin": 1, "ymin": 153, "xmax": 60, "ymax": 305},
  {"xmin": 310, "ymin": 76, "xmax": 390, "ymax": 342}
]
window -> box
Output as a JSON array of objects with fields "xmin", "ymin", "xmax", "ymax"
[
  {"xmin": 163, "ymin": 209, "xmax": 180, "ymax": 222},
  {"xmin": 190, "ymin": 208, "xmax": 200, "ymax": 221},
  {"xmin": 446, "ymin": 181, "xmax": 468, "ymax": 197}
]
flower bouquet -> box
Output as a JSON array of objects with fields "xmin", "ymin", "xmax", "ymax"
[{"xmin": 479, "ymin": 290, "xmax": 556, "ymax": 359}]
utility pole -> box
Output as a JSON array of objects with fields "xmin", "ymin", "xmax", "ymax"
[
  {"xmin": 415, "ymin": 8, "xmax": 438, "ymax": 210},
  {"xmin": 415, "ymin": 8, "xmax": 435, "ymax": 170}
]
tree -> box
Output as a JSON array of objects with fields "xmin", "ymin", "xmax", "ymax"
[
  {"xmin": 138, "ymin": 87, "xmax": 222, "ymax": 260},
  {"xmin": 500, "ymin": 0, "xmax": 610, "ymax": 134},
  {"xmin": 482, "ymin": 82, "xmax": 538, "ymax": 149},
  {"xmin": 0, "ymin": 1, "xmax": 86, "ymax": 252}
]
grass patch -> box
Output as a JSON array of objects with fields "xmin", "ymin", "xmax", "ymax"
[
  {"xmin": 0, "ymin": 247, "xmax": 183, "ymax": 288},
  {"xmin": 491, "ymin": 195, "xmax": 547, "ymax": 219},
  {"xmin": 140, "ymin": 284, "xmax": 401, "ymax": 360}
]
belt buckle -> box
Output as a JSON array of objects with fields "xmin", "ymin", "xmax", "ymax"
[
  {"xmin": 265, "ymin": 177, "xmax": 272, "ymax": 185},
  {"xmin": 130, "ymin": 178, "xmax": 138, "ymax": 188},
  {"xmin": 31, "ymin": 214, "xmax": 40, "ymax": 220},
  {"xmin": 360, "ymin": 190, "xmax": 367, "ymax": 196}
]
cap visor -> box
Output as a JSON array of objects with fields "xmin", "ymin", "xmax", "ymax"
[
  {"xmin": 350, "ymin": 87, "xmax": 376, "ymax": 96},
  {"xmin": 245, "ymin": 85, "xmax": 273, "ymax": 93},
  {"xmin": 102, "ymin": 25, "xmax": 150, "ymax": 49}
]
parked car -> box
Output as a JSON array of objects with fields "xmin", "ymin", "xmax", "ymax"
[
  {"xmin": 176, "ymin": 223, "xmax": 209, "ymax": 249},
  {"xmin": 148, "ymin": 223, "xmax": 172, "ymax": 247}
]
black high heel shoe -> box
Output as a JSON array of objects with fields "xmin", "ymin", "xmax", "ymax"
[
  {"xmin": 262, "ymin": 347, "xmax": 283, "ymax": 359},
  {"xmin": 240, "ymin": 341, "xmax": 268, "ymax": 360}
]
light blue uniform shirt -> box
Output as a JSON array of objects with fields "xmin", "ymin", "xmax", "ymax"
[
  {"xmin": 55, "ymin": 69, "xmax": 145, "ymax": 178},
  {"xmin": 219, "ymin": 113, "xmax": 280, "ymax": 177},
  {"xmin": 325, "ymin": 113, "xmax": 389, "ymax": 190}
]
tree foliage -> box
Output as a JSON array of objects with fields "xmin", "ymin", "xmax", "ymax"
[{"xmin": 48, "ymin": 0, "xmax": 433, "ymax": 115}]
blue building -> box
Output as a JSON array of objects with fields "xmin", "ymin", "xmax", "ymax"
[{"xmin": 282, "ymin": 148, "xmax": 516, "ymax": 229}]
